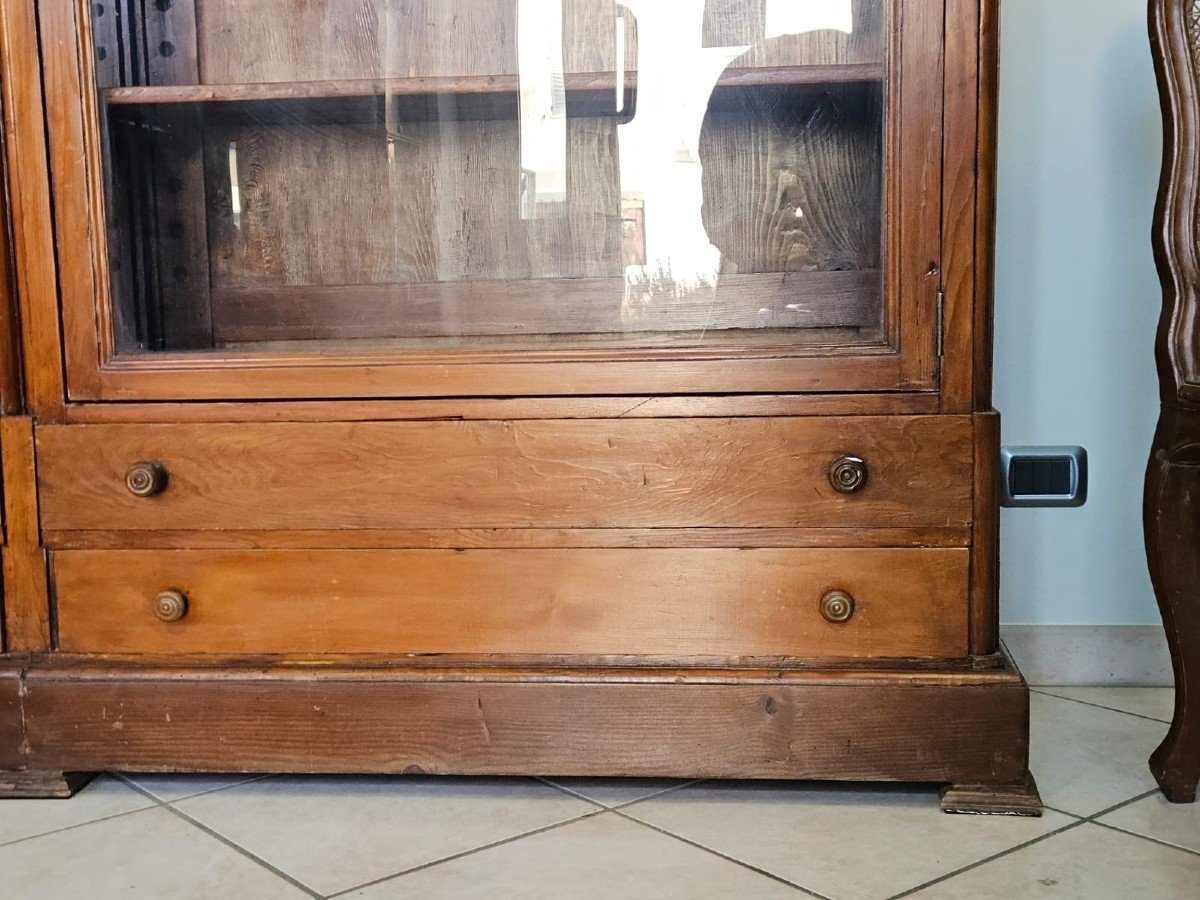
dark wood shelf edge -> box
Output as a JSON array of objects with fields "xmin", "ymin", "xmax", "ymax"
[
  {"xmin": 102, "ymin": 63, "xmax": 887, "ymax": 106},
  {"xmin": 209, "ymin": 270, "xmax": 883, "ymax": 344}
]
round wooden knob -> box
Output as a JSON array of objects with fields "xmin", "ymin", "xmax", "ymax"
[
  {"xmin": 126, "ymin": 461, "xmax": 168, "ymax": 497},
  {"xmin": 828, "ymin": 455, "xmax": 868, "ymax": 494},
  {"xmin": 153, "ymin": 590, "xmax": 188, "ymax": 623},
  {"xmin": 821, "ymin": 590, "xmax": 856, "ymax": 624}
]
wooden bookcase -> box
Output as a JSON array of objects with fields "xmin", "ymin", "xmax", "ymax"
[{"xmin": 0, "ymin": 0, "xmax": 1038, "ymax": 813}]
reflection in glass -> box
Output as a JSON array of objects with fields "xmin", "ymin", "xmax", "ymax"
[{"xmin": 92, "ymin": 0, "xmax": 884, "ymax": 355}]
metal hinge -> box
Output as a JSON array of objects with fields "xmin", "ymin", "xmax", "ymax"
[{"xmin": 935, "ymin": 290, "xmax": 945, "ymax": 358}]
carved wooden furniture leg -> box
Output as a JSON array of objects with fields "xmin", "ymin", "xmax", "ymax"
[
  {"xmin": 1145, "ymin": 407, "xmax": 1200, "ymax": 803},
  {"xmin": 940, "ymin": 773, "xmax": 1043, "ymax": 816},
  {"xmin": 0, "ymin": 772, "xmax": 94, "ymax": 799}
]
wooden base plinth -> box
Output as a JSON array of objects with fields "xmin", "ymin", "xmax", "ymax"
[
  {"xmin": 940, "ymin": 772, "xmax": 1043, "ymax": 816},
  {"xmin": 0, "ymin": 771, "xmax": 94, "ymax": 799},
  {"xmin": 1, "ymin": 654, "xmax": 1033, "ymax": 804}
]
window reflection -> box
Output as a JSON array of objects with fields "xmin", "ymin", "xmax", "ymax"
[
  {"xmin": 97, "ymin": 0, "xmax": 879, "ymax": 355},
  {"xmin": 515, "ymin": 0, "xmax": 857, "ymax": 322},
  {"xmin": 518, "ymin": 0, "xmax": 568, "ymax": 218}
]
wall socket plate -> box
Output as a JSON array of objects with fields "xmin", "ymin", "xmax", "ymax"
[{"xmin": 1000, "ymin": 446, "xmax": 1088, "ymax": 508}]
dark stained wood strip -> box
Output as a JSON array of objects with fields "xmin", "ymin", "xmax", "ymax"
[
  {"xmin": 35, "ymin": 653, "xmax": 1012, "ymax": 676},
  {"xmin": 0, "ymin": 668, "xmax": 22, "ymax": 769},
  {"xmin": 1147, "ymin": 0, "xmax": 1200, "ymax": 805},
  {"xmin": 44, "ymin": 525, "xmax": 970, "ymax": 552},
  {"xmin": 0, "ymin": 123, "xmax": 21, "ymax": 415},
  {"xmin": 60, "ymin": 393, "xmax": 941, "ymax": 425}
]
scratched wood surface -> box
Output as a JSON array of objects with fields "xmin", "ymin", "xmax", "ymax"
[
  {"xmin": 53, "ymin": 547, "xmax": 969, "ymax": 657},
  {"xmin": 36, "ymin": 416, "xmax": 974, "ymax": 532},
  {"xmin": 15, "ymin": 658, "xmax": 1029, "ymax": 784}
]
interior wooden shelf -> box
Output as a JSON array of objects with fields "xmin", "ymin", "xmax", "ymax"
[
  {"xmin": 210, "ymin": 270, "xmax": 882, "ymax": 344},
  {"xmin": 102, "ymin": 63, "xmax": 886, "ymax": 106}
]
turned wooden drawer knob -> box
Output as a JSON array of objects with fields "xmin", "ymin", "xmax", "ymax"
[
  {"xmin": 126, "ymin": 461, "xmax": 168, "ymax": 497},
  {"xmin": 821, "ymin": 590, "xmax": 856, "ymax": 624},
  {"xmin": 828, "ymin": 455, "xmax": 868, "ymax": 494},
  {"xmin": 153, "ymin": 590, "xmax": 188, "ymax": 623}
]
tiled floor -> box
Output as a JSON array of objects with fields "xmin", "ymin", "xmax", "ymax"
[{"xmin": 1, "ymin": 687, "xmax": 1196, "ymax": 899}]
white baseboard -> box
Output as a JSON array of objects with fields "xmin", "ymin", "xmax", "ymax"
[{"xmin": 1001, "ymin": 625, "xmax": 1173, "ymax": 687}]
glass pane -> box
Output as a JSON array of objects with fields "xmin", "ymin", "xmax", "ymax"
[{"xmin": 91, "ymin": 0, "xmax": 887, "ymax": 356}]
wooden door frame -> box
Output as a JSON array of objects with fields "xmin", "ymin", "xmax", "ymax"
[{"xmin": 31, "ymin": 0, "xmax": 951, "ymax": 402}]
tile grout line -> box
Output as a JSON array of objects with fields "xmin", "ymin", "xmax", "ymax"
[
  {"xmin": 1029, "ymin": 688, "xmax": 1174, "ymax": 724},
  {"xmin": 323, "ymin": 808, "xmax": 609, "ymax": 898},
  {"xmin": 533, "ymin": 777, "xmax": 705, "ymax": 811},
  {"xmin": 884, "ymin": 817, "xmax": 1088, "ymax": 900},
  {"xmin": 0, "ymin": 772, "xmax": 276, "ymax": 850},
  {"xmin": 1090, "ymin": 818, "xmax": 1200, "ymax": 860},
  {"xmin": 888, "ymin": 787, "xmax": 1169, "ymax": 898},
  {"xmin": 20, "ymin": 773, "xmax": 1181, "ymax": 898},
  {"xmin": 608, "ymin": 780, "xmax": 707, "ymax": 812},
  {"xmin": 1085, "ymin": 788, "xmax": 1168, "ymax": 820},
  {"xmin": 117, "ymin": 771, "xmax": 276, "ymax": 803},
  {"xmin": 113, "ymin": 774, "xmax": 326, "ymax": 900},
  {"xmin": 0, "ymin": 799, "xmax": 157, "ymax": 849},
  {"xmin": 611, "ymin": 807, "xmax": 828, "ymax": 898}
]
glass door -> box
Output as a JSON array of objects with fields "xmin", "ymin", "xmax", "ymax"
[{"xmin": 43, "ymin": 0, "xmax": 945, "ymax": 400}]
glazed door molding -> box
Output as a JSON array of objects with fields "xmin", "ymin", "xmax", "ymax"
[{"xmin": 39, "ymin": 0, "xmax": 948, "ymax": 401}]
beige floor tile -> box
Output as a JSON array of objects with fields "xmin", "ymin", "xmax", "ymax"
[
  {"xmin": 175, "ymin": 775, "xmax": 597, "ymax": 896},
  {"xmin": 0, "ymin": 774, "xmax": 153, "ymax": 845},
  {"xmin": 1030, "ymin": 692, "xmax": 1165, "ymax": 816},
  {"xmin": 1099, "ymin": 792, "xmax": 1200, "ymax": 854},
  {"xmin": 351, "ymin": 811, "xmax": 800, "ymax": 899},
  {"xmin": 0, "ymin": 806, "xmax": 305, "ymax": 900},
  {"xmin": 911, "ymin": 822, "xmax": 1200, "ymax": 899},
  {"xmin": 1034, "ymin": 687, "xmax": 1175, "ymax": 722},
  {"xmin": 624, "ymin": 781, "xmax": 1073, "ymax": 900},
  {"xmin": 540, "ymin": 777, "xmax": 693, "ymax": 807},
  {"xmin": 122, "ymin": 772, "xmax": 267, "ymax": 803}
]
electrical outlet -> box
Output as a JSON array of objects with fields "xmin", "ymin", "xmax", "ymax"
[{"xmin": 1000, "ymin": 446, "xmax": 1088, "ymax": 508}]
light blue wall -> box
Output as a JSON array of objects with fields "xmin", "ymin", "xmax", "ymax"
[{"xmin": 995, "ymin": 0, "xmax": 1163, "ymax": 624}]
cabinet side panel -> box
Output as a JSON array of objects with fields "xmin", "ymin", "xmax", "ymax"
[
  {"xmin": 1, "ymin": 418, "xmax": 50, "ymax": 652},
  {"xmin": 0, "ymin": 119, "xmax": 22, "ymax": 415},
  {"xmin": 970, "ymin": 411, "xmax": 1000, "ymax": 655},
  {"xmin": 940, "ymin": 0, "xmax": 984, "ymax": 413},
  {"xmin": 974, "ymin": 0, "xmax": 1000, "ymax": 410},
  {"xmin": 0, "ymin": 0, "xmax": 66, "ymax": 415}
]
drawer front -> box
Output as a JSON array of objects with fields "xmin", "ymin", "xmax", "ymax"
[
  {"xmin": 53, "ymin": 548, "xmax": 970, "ymax": 658},
  {"xmin": 37, "ymin": 417, "xmax": 972, "ymax": 532}
]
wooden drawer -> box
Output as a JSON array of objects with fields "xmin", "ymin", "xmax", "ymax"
[
  {"xmin": 37, "ymin": 417, "xmax": 973, "ymax": 533},
  {"xmin": 53, "ymin": 548, "xmax": 970, "ymax": 658}
]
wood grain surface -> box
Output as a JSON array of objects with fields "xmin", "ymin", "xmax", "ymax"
[
  {"xmin": 37, "ymin": 416, "xmax": 974, "ymax": 532},
  {"xmin": 1, "ymin": 417, "xmax": 51, "ymax": 651},
  {"xmin": 16, "ymin": 657, "xmax": 1029, "ymax": 784},
  {"xmin": 53, "ymin": 547, "xmax": 969, "ymax": 657}
]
